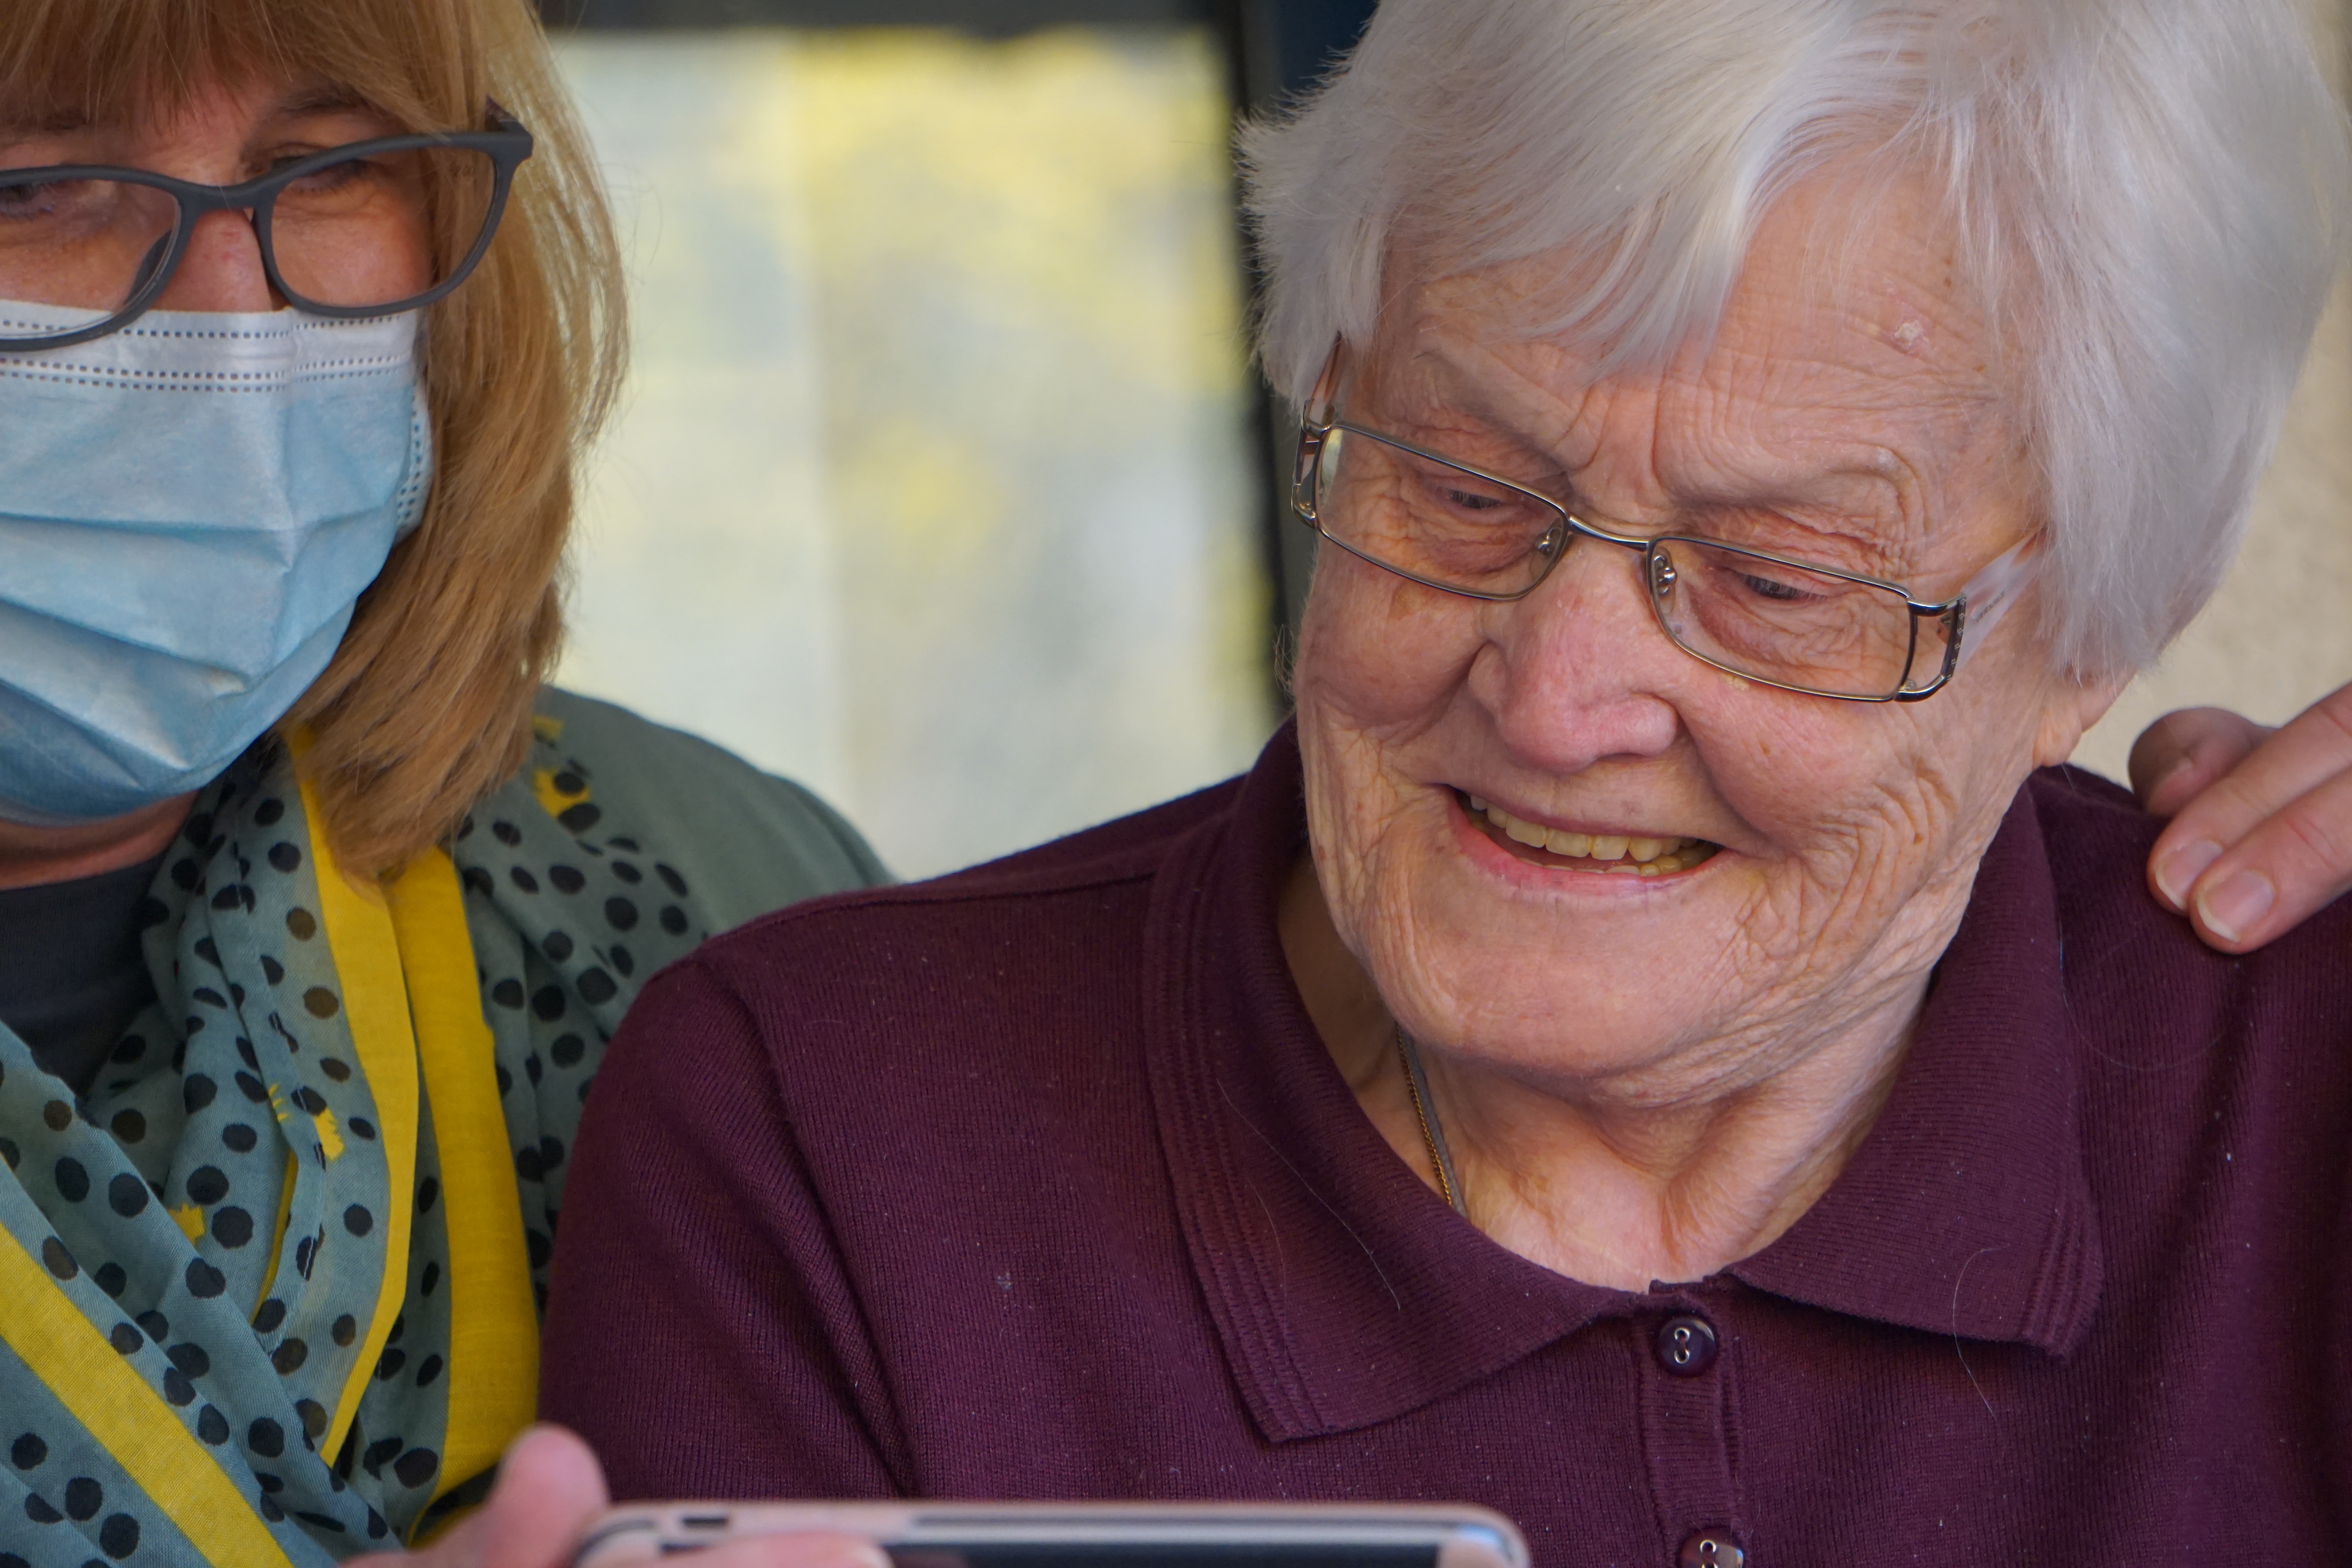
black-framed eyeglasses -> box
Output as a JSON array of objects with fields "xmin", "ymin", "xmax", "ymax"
[
  {"xmin": 0, "ymin": 104, "xmax": 534, "ymax": 351},
  {"xmin": 1291, "ymin": 353, "xmax": 2036, "ymax": 703}
]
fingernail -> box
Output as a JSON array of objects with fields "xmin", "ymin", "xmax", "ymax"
[
  {"xmin": 2154, "ymin": 837, "xmax": 2224, "ymax": 909},
  {"xmin": 2149, "ymin": 750, "xmax": 2197, "ymax": 795},
  {"xmin": 2196, "ymin": 867, "xmax": 2275, "ymax": 944}
]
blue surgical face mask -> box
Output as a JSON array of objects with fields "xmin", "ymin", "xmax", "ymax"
[{"xmin": 0, "ymin": 300, "xmax": 432, "ymax": 825}]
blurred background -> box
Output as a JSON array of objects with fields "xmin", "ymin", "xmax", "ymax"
[{"xmin": 539, "ymin": 0, "xmax": 2350, "ymax": 878}]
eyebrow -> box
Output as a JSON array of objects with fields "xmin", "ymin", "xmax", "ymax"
[
  {"xmin": 0, "ymin": 107, "xmax": 93, "ymax": 136},
  {"xmin": 269, "ymin": 84, "xmax": 375, "ymax": 120},
  {"xmin": 0, "ymin": 82, "xmax": 375, "ymax": 144}
]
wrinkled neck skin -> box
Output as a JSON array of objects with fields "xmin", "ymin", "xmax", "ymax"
[
  {"xmin": 0, "ymin": 797, "xmax": 194, "ymax": 891},
  {"xmin": 1281, "ymin": 848, "xmax": 1935, "ymax": 1288}
]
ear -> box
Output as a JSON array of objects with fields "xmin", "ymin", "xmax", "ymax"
[{"xmin": 2031, "ymin": 666, "xmax": 2131, "ymax": 769}]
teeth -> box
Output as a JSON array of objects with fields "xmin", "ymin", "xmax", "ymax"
[
  {"xmin": 1502, "ymin": 814, "xmax": 1550, "ymax": 849},
  {"xmin": 1472, "ymin": 797, "xmax": 1717, "ymax": 873}
]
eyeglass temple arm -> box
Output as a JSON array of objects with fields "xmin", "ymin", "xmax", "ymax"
[
  {"xmin": 1292, "ymin": 342, "xmax": 1348, "ymax": 522},
  {"xmin": 1942, "ymin": 535, "xmax": 2040, "ymax": 677},
  {"xmin": 1305, "ymin": 339, "xmax": 1344, "ymax": 423}
]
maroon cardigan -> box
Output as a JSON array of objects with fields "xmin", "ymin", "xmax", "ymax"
[{"xmin": 541, "ymin": 727, "xmax": 2352, "ymax": 1565}]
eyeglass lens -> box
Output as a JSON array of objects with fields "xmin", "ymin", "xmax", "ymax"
[
  {"xmin": 0, "ymin": 146, "xmax": 499, "ymax": 341},
  {"xmin": 1314, "ymin": 425, "xmax": 1565, "ymax": 599},
  {"xmin": 1313, "ymin": 422, "xmax": 1938, "ymax": 699},
  {"xmin": 1648, "ymin": 539, "xmax": 1931, "ymax": 699}
]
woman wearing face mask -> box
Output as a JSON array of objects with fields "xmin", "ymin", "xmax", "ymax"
[{"xmin": 0, "ymin": 2, "xmax": 884, "ymax": 1566}]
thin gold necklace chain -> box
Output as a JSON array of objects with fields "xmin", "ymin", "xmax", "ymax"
[{"xmin": 1395, "ymin": 1028, "xmax": 1468, "ymax": 1216}]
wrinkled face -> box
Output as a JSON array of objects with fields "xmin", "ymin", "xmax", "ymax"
[{"xmin": 1295, "ymin": 176, "xmax": 2114, "ymax": 1096}]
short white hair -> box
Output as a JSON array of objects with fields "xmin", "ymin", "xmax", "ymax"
[{"xmin": 1242, "ymin": 0, "xmax": 2351, "ymax": 673}]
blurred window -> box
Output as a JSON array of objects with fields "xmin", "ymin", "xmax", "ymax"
[{"xmin": 546, "ymin": 4, "xmax": 1276, "ymax": 877}]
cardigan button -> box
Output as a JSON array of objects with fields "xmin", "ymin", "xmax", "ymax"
[
  {"xmin": 1677, "ymin": 1529, "xmax": 1744, "ymax": 1568},
  {"xmin": 1655, "ymin": 1313, "xmax": 1719, "ymax": 1376}
]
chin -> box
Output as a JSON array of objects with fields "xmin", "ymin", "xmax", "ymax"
[{"xmin": 1348, "ymin": 835, "xmax": 1763, "ymax": 1076}]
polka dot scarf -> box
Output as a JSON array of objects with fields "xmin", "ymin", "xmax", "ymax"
[{"xmin": 0, "ymin": 718, "xmax": 719, "ymax": 1566}]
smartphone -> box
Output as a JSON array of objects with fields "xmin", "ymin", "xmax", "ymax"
[{"xmin": 570, "ymin": 1501, "xmax": 1530, "ymax": 1568}]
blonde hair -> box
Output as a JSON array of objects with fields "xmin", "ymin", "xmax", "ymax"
[{"xmin": 0, "ymin": 0, "xmax": 626, "ymax": 875}]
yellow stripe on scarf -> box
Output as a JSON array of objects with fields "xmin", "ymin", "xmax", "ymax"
[
  {"xmin": 296, "ymin": 748, "xmax": 421, "ymax": 1465},
  {"xmin": 0, "ymin": 1227, "xmax": 297, "ymax": 1568},
  {"xmin": 297, "ymin": 740, "xmax": 539, "ymax": 1506},
  {"xmin": 387, "ymin": 851, "xmax": 540, "ymax": 1519}
]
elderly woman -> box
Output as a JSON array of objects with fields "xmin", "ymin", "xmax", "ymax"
[
  {"xmin": 539, "ymin": 0, "xmax": 2352, "ymax": 1560},
  {"xmin": 0, "ymin": 2, "xmax": 882, "ymax": 1566}
]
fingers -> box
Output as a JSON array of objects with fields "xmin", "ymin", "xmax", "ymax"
[
  {"xmin": 2162, "ymin": 763, "xmax": 2352, "ymax": 951},
  {"xmin": 333, "ymin": 1423, "xmax": 891, "ymax": 1568},
  {"xmin": 2127, "ymin": 707, "xmax": 2274, "ymax": 819},
  {"xmin": 343, "ymin": 1426, "xmax": 613, "ymax": 1568},
  {"xmin": 465, "ymin": 1426, "xmax": 613, "ymax": 1568},
  {"xmin": 2143, "ymin": 685, "xmax": 2352, "ymax": 952}
]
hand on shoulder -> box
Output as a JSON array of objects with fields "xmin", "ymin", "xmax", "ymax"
[{"xmin": 2132, "ymin": 685, "xmax": 2352, "ymax": 953}]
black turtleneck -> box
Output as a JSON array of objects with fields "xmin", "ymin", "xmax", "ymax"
[{"xmin": 0, "ymin": 856, "xmax": 164, "ymax": 1095}]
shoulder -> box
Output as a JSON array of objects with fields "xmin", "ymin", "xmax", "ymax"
[
  {"xmin": 445, "ymin": 693, "xmax": 895, "ymax": 1163},
  {"xmin": 2024, "ymin": 759, "xmax": 2352, "ymax": 974},
  {"xmin": 2023, "ymin": 763, "xmax": 2162, "ymax": 901},
  {"xmin": 524, "ymin": 688, "xmax": 889, "ymax": 930},
  {"xmin": 590, "ymin": 771, "xmax": 1251, "ymax": 1285},
  {"xmin": 2025, "ymin": 761, "xmax": 2352, "ymax": 1105},
  {"xmin": 2024, "ymin": 761, "xmax": 2352, "ymax": 972},
  {"xmin": 639, "ymin": 771, "xmax": 1245, "ymax": 1041},
  {"xmin": 2021, "ymin": 774, "xmax": 2352, "ymax": 1383}
]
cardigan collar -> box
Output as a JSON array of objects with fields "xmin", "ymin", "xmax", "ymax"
[{"xmin": 1142, "ymin": 724, "xmax": 2102, "ymax": 1443}]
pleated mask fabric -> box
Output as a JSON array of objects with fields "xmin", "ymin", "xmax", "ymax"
[{"xmin": 0, "ymin": 301, "xmax": 430, "ymax": 824}]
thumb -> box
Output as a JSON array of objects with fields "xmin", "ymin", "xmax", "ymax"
[
  {"xmin": 2128, "ymin": 707, "xmax": 2272, "ymax": 818},
  {"xmin": 452, "ymin": 1426, "xmax": 613, "ymax": 1568}
]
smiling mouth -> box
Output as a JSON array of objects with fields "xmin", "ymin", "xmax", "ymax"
[{"xmin": 1463, "ymin": 794, "xmax": 1723, "ymax": 876}]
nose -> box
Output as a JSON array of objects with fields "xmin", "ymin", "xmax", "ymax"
[
  {"xmin": 152, "ymin": 208, "xmax": 282, "ymax": 314},
  {"xmin": 1472, "ymin": 537, "xmax": 1685, "ymax": 775}
]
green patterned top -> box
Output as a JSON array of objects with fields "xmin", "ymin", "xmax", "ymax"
[{"xmin": 0, "ymin": 688, "xmax": 885, "ymax": 1566}]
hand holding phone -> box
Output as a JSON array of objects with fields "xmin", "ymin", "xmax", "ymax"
[{"xmin": 343, "ymin": 1429, "xmax": 886, "ymax": 1568}]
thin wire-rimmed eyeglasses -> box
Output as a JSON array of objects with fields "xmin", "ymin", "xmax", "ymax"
[
  {"xmin": 1291, "ymin": 353, "xmax": 2036, "ymax": 702},
  {"xmin": 0, "ymin": 103, "xmax": 534, "ymax": 351}
]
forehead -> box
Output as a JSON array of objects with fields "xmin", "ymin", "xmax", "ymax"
[
  {"xmin": 0, "ymin": 77, "xmax": 357, "ymax": 134},
  {"xmin": 1372, "ymin": 171, "xmax": 2017, "ymax": 521},
  {"xmin": 0, "ymin": 0, "xmax": 434, "ymax": 143}
]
